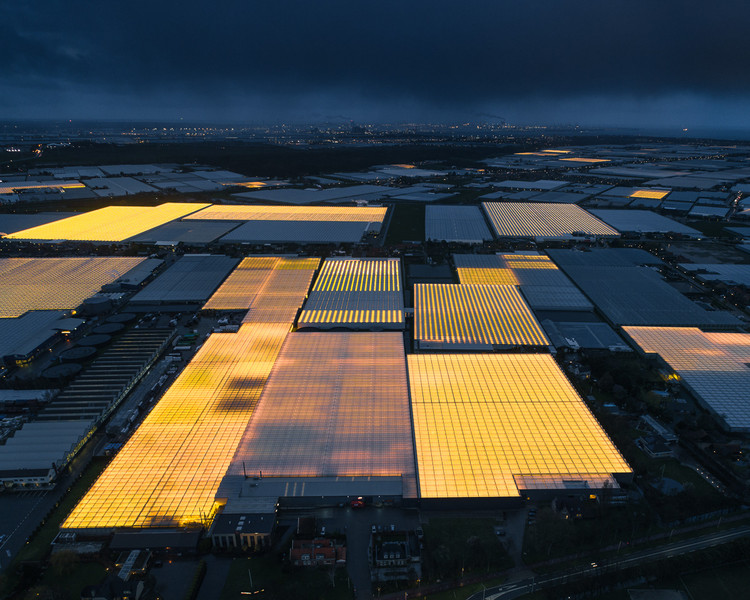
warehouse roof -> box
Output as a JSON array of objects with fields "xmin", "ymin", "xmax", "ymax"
[
  {"xmin": 0, "ymin": 420, "xmax": 93, "ymax": 478},
  {"xmin": 0, "ymin": 310, "xmax": 76, "ymax": 359}
]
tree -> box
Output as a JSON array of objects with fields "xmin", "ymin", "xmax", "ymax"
[
  {"xmin": 23, "ymin": 586, "xmax": 57, "ymax": 600},
  {"xmin": 49, "ymin": 550, "xmax": 79, "ymax": 576}
]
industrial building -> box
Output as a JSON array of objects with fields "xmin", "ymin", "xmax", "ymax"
[
  {"xmin": 37, "ymin": 329, "xmax": 173, "ymax": 423},
  {"xmin": 0, "ymin": 329, "xmax": 172, "ymax": 487},
  {"xmin": 0, "ymin": 421, "xmax": 94, "ymax": 487},
  {"xmin": 0, "ymin": 311, "xmax": 83, "ymax": 366}
]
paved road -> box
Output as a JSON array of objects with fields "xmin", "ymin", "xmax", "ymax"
[
  {"xmin": 466, "ymin": 525, "xmax": 750, "ymax": 600},
  {"xmin": 196, "ymin": 555, "xmax": 231, "ymax": 600},
  {"xmin": 0, "ymin": 429, "xmax": 110, "ymax": 571}
]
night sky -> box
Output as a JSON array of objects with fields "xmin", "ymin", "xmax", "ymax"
[{"xmin": 2, "ymin": 1, "xmax": 749, "ymax": 129}]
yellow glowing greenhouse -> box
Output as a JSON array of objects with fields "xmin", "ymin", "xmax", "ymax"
[
  {"xmin": 414, "ymin": 283, "xmax": 549, "ymax": 349},
  {"xmin": 408, "ymin": 353, "xmax": 631, "ymax": 499},
  {"xmin": 6, "ymin": 203, "xmax": 209, "ymax": 242},
  {"xmin": 61, "ymin": 323, "xmax": 290, "ymax": 531},
  {"xmin": 298, "ymin": 257, "xmax": 404, "ymax": 328},
  {"xmin": 186, "ymin": 204, "xmax": 387, "ymax": 223},
  {"xmin": 0, "ymin": 257, "xmax": 147, "ymax": 317}
]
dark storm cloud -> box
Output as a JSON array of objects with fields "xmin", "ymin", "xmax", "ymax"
[{"xmin": 2, "ymin": 0, "xmax": 749, "ymax": 123}]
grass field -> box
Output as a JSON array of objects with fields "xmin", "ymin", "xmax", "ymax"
[
  {"xmin": 0, "ymin": 456, "xmax": 111, "ymax": 598},
  {"xmin": 422, "ymin": 576, "xmax": 507, "ymax": 600},
  {"xmin": 654, "ymin": 459, "xmax": 717, "ymax": 496},
  {"xmin": 38, "ymin": 561, "xmax": 108, "ymax": 600},
  {"xmin": 219, "ymin": 555, "xmax": 352, "ymax": 600},
  {"xmin": 680, "ymin": 560, "xmax": 750, "ymax": 599},
  {"xmin": 385, "ymin": 203, "xmax": 425, "ymax": 243},
  {"xmin": 422, "ymin": 517, "xmax": 512, "ymax": 582},
  {"xmin": 13, "ymin": 457, "xmax": 110, "ymax": 565}
]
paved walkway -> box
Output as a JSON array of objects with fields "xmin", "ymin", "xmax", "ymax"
[{"xmin": 196, "ymin": 555, "xmax": 232, "ymax": 600}]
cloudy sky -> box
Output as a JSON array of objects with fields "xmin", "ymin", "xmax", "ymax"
[{"xmin": 2, "ymin": 1, "xmax": 749, "ymax": 130}]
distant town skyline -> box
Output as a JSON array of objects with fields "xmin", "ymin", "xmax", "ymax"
[{"xmin": 2, "ymin": 1, "xmax": 749, "ymax": 132}]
